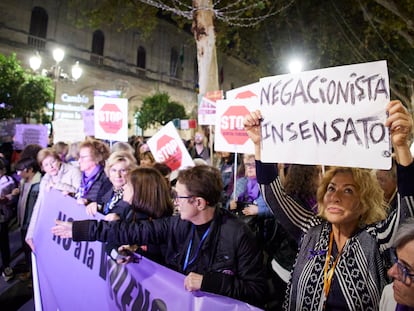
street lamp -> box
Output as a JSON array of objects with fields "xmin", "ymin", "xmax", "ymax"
[
  {"xmin": 288, "ymin": 58, "xmax": 303, "ymax": 74},
  {"xmin": 29, "ymin": 48, "xmax": 83, "ymax": 122}
]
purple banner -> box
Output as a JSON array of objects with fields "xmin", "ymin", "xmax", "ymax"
[{"xmin": 32, "ymin": 190, "xmax": 262, "ymax": 311}]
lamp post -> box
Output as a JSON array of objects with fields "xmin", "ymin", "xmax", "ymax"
[
  {"xmin": 288, "ymin": 58, "xmax": 303, "ymax": 74},
  {"xmin": 29, "ymin": 48, "xmax": 83, "ymax": 123}
]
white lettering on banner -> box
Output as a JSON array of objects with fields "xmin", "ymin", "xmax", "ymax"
[
  {"xmin": 157, "ymin": 140, "xmax": 178, "ymax": 161},
  {"xmin": 221, "ymin": 116, "xmax": 244, "ymax": 130},
  {"xmin": 61, "ymin": 93, "xmax": 90, "ymax": 104},
  {"xmin": 98, "ymin": 111, "xmax": 123, "ymax": 122}
]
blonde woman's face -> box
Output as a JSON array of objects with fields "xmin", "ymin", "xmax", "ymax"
[
  {"xmin": 108, "ymin": 161, "xmax": 129, "ymax": 189},
  {"xmin": 322, "ymin": 172, "xmax": 361, "ymax": 228}
]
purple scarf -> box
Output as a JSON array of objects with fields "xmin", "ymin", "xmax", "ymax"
[
  {"xmin": 238, "ymin": 177, "xmax": 259, "ymax": 202},
  {"xmin": 75, "ymin": 165, "xmax": 103, "ymax": 199}
]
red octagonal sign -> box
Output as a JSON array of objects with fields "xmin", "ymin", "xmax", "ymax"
[
  {"xmin": 156, "ymin": 135, "xmax": 182, "ymax": 171},
  {"xmin": 220, "ymin": 106, "xmax": 250, "ymax": 145},
  {"xmin": 98, "ymin": 103, "xmax": 123, "ymax": 134}
]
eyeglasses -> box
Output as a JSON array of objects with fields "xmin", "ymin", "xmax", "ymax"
[
  {"xmin": 174, "ymin": 195, "xmax": 193, "ymax": 201},
  {"xmin": 109, "ymin": 168, "xmax": 129, "ymax": 175},
  {"xmin": 16, "ymin": 168, "xmax": 27, "ymax": 175},
  {"xmin": 244, "ymin": 162, "xmax": 256, "ymax": 168},
  {"xmin": 392, "ymin": 249, "xmax": 414, "ymax": 285},
  {"xmin": 172, "ymin": 191, "xmax": 193, "ymax": 202}
]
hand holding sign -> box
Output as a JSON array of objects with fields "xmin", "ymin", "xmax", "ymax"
[
  {"xmin": 243, "ymin": 110, "xmax": 263, "ymax": 146},
  {"xmin": 385, "ymin": 100, "xmax": 413, "ymax": 166}
]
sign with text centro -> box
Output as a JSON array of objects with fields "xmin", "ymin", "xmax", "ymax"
[
  {"xmin": 214, "ymin": 99, "xmax": 258, "ymax": 154},
  {"xmin": 94, "ymin": 96, "xmax": 128, "ymax": 141},
  {"xmin": 147, "ymin": 121, "xmax": 194, "ymax": 172}
]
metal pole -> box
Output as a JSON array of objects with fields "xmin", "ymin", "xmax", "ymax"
[
  {"xmin": 50, "ymin": 64, "xmax": 59, "ymax": 138},
  {"xmin": 51, "ymin": 78, "xmax": 58, "ymax": 122}
]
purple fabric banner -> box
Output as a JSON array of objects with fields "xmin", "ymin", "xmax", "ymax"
[{"xmin": 32, "ymin": 190, "xmax": 263, "ymax": 311}]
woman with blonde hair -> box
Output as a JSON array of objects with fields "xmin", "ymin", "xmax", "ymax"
[
  {"xmin": 244, "ymin": 100, "xmax": 414, "ymax": 310},
  {"xmin": 85, "ymin": 150, "xmax": 137, "ymax": 221}
]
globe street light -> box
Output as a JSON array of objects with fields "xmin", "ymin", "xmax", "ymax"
[
  {"xmin": 288, "ymin": 58, "xmax": 303, "ymax": 74},
  {"xmin": 29, "ymin": 48, "xmax": 83, "ymax": 123}
]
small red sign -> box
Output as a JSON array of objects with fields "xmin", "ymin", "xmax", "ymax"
[
  {"xmin": 235, "ymin": 90, "xmax": 257, "ymax": 99},
  {"xmin": 98, "ymin": 103, "xmax": 123, "ymax": 134},
  {"xmin": 156, "ymin": 135, "xmax": 182, "ymax": 171},
  {"xmin": 220, "ymin": 106, "xmax": 250, "ymax": 145}
]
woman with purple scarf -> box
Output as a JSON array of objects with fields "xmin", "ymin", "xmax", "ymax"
[
  {"xmin": 75, "ymin": 139, "xmax": 112, "ymax": 206},
  {"xmin": 228, "ymin": 154, "xmax": 272, "ymax": 218}
]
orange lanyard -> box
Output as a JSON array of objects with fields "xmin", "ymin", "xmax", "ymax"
[{"xmin": 323, "ymin": 230, "xmax": 343, "ymax": 299}]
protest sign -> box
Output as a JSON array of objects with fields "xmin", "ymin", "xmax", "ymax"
[
  {"xmin": 0, "ymin": 118, "xmax": 21, "ymax": 141},
  {"xmin": 147, "ymin": 121, "xmax": 194, "ymax": 171},
  {"xmin": 226, "ymin": 82, "xmax": 260, "ymax": 100},
  {"xmin": 81, "ymin": 109, "xmax": 95, "ymax": 136},
  {"xmin": 32, "ymin": 190, "xmax": 262, "ymax": 311},
  {"xmin": 52, "ymin": 119, "xmax": 85, "ymax": 144},
  {"xmin": 94, "ymin": 97, "xmax": 128, "ymax": 142},
  {"xmin": 214, "ymin": 99, "xmax": 258, "ymax": 154},
  {"xmin": 198, "ymin": 90, "xmax": 223, "ymax": 125},
  {"xmin": 259, "ymin": 60, "xmax": 390, "ymax": 169},
  {"xmin": 14, "ymin": 124, "xmax": 48, "ymax": 150}
]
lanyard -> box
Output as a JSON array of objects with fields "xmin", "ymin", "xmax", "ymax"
[
  {"xmin": 183, "ymin": 225, "xmax": 211, "ymax": 272},
  {"xmin": 323, "ymin": 230, "xmax": 343, "ymax": 300}
]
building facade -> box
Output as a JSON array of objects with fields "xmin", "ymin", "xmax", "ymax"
[{"xmin": 0, "ymin": 0, "xmax": 257, "ymax": 138}]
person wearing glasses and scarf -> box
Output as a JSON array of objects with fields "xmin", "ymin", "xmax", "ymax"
[
  {"xmin": 52, "ymin": 165, "xmax": 266, "ymax": 308},
  {"xmin": 243, "ymin": 100, "xmax": 414, "ymax": 310},
  {"xmin": 75, "ymin": 138, "xmax": 112, "ymax": 206},
  {"xmin": 85, "ymin": 151, "xmax": 137, "ymax": 221}
]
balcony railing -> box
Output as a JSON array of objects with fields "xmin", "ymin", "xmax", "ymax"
[
  {"xmin": 28, "ymin": 35, "xmax": 46, "ymax": 50},
  {"xmin": 26, "ymin": 35, "xmax": 196, "ymax": 91}
]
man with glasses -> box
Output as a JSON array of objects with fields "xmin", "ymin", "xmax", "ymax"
[
  {"xmin": 52, "ymin": 165, "xmax": 266, "ymax": 308},
  {"xmin": 380, "ymin": 218, "xmax": 414, "ymax": 311}
]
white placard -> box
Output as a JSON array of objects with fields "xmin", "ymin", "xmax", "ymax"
[
  {"xmin": 259, "ymin": 60, "xmax": 390, "ymax": 169},
  {"xmin": 214, "ymin": 98, "xmax": 258, "ymax": 154},
  {"xmin": 94, "ymin": 97, "xmax": 128, "ymax": 142},
  {"xmin": 53, "ymin": 119, "xmax": 86, "ymax": 144},
  {"xmin": 147, "ymin": 122, "xmax": 194, "ymax": 172}
]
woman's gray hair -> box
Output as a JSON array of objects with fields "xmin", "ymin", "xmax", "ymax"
[{"xmin": 393, "ymin": 218, "xmax": 414, "ymax": 249}]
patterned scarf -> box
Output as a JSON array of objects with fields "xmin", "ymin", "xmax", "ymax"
[{"xmin": 103, "ymin": 188, "xmax": 124, "ymax": 214}]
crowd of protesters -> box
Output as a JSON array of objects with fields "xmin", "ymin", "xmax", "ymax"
[{"xmin": 1, "ymin": 99, "xmax": 414, "ymax": 310}]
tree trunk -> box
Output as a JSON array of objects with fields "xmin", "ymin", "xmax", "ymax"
[{"xmin": 192, "ymin": 0, "xmax": 219, "ymax": 94}]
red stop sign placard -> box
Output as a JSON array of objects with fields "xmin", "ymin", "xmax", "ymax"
[
  {"xmin": 220, "ymin": 106, "xmax": 250, "ymax": 145},
  {"xmin": 156, "ymin": 135, "xmax": 182, "ymax": 171},
  {"xmin": 98, "ymin": 103, "xmax": 123, "ymax": 134}
]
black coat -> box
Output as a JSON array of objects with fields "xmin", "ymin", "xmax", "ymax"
[{"xmin": 73, "ymin": 208, "xmax": 266, "ymax": 307}]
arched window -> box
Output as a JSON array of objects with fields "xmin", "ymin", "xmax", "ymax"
[
  {"xmin": 28, "ymin": 7, "xmax": 48, "ymax": 49},
  {"xmin": 170, "ymin": 47, "xmax": 179, "ymax": 77},
  {"xmin": 91, "ymin": 30, "xmax": 105, "ymax": 64},
  {"xmin": 137, "ymin": 46, "xmax": 146, "ymax": 69}
]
